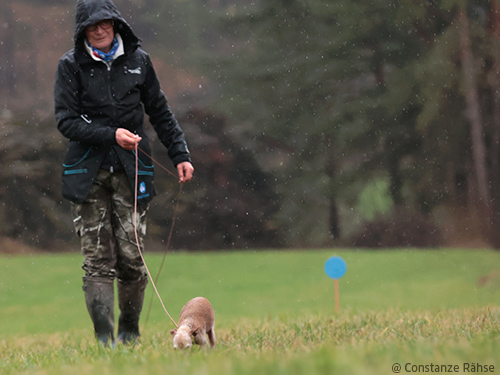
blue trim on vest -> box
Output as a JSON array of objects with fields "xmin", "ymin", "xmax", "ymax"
[
  {"xmin": 63, "ymin": 147, "xmax": 93, "ymax": 168},
  {"xmin": 63, "ymin": 169, "xmax": 88, "ymax": 175},
  {"xmin": 133, "ymin": 151, "xmax": 154, "ymax": 168}
]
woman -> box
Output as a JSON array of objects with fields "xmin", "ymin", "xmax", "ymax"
[{"xmin": 54, "ymin": 0, "xmax": 194, "ymax": 345}]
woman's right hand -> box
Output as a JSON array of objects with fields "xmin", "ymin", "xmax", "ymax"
[{"xmin": 116, "ymin": 128, "xmax": 142, "ymax": 150}]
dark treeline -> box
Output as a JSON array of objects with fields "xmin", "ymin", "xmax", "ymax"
[{"xmin": 1, "ymin": 0, "xmax": 500, "ymax": 251}]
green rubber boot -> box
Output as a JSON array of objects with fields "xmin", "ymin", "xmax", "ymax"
[
  {"xmin": 82, "ymin": 276, "xmax": 115, "ymax": 346},
  {"xmin": 117, "ymin": 277, "xmax": 148, "ymax": 344}
]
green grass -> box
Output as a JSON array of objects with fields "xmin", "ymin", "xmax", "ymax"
[{"xmin": 0, "ymin": 249, "xmax": 499, "ymax": 374}]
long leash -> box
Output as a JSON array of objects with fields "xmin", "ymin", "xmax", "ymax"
[
  {"xmin": 143, "ymin": 183, "xmax": 183, "ymax": 327},
  {"xmin": 133, "ymin": 145, "xmax": 179, "ymax": 329},
  {"xmin": 137, "ymin": 147, "xmax": 183, "ymax": 327}
]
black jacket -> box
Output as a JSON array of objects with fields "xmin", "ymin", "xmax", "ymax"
[{"xmin": 54, "ymin": 0, "xmax": 191, "ymax": 203}]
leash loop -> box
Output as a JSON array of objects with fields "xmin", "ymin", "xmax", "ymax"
[{"xmin": 133, "ymin": 144, "xmax": 179, "ymax": 329}]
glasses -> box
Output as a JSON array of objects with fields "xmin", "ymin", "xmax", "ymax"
[{"xmin": 86, "ymin": 19, "xmax": 114, "ymax": 32}]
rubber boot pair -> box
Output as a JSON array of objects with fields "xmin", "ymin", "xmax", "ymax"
[{"xmin": 82, "ymin": 276, "xmax": 147, "ymax": 346}]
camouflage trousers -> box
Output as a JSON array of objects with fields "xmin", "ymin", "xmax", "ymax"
[{"xmin": 71, "ymin": 169, "xmax": 148, "ymax": 282}]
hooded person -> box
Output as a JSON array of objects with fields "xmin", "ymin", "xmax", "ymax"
[{"xmin": 54, "ymin": 0, "xmax": 194, "ymax": 345}]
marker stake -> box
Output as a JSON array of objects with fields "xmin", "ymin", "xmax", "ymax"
[
  {"xmin": 334, "ymin": 279, "xmax": 340, "ymax": 312},
  {"xmin": 324, "ymin": 256, "xmax": 347, "ymax": 313}
]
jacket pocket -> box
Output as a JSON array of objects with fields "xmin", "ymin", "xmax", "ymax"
[
  {"xmin": 63, "ymin": 145, "xmax": 93, "ymax": 175},
  {"xmin": 133, "ymin": 150, "xmax": 154, "ymax": 176}
]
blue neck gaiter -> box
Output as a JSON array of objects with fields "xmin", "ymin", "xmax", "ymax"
[{"xmin": 88, "ymin": 36, "xmax": 119, "ymax": 62}]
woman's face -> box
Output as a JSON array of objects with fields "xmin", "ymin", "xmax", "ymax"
[{"xmin": 85, "ymin": 19, "xmax": 114, "ymax": 53}]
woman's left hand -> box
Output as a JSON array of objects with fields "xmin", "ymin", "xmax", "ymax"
[{"xmin": 177, "ymin": 162, "xmax": 194, "ymax": 183}]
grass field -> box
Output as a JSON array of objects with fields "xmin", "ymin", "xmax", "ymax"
[{"xmin": 0, "ymin": 249, "xmax": 499, "ymax": 374}]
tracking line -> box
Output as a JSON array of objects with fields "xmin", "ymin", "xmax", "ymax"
[{"xmin": 133, "ymin": 144, "xmax": 178, "ymax": 329}]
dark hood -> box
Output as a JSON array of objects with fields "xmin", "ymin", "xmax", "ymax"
[{"xmin": 74, "ymin": 0, "xmax": 140, "ymax": 55}]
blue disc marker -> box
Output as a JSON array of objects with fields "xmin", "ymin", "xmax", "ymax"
[{"xmin": 324, "ymin": 256, "xmax": 347, "ymax": 279}]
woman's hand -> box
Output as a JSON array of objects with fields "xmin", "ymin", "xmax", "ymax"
[
  {"xmin": 177, "ymin": 161, "xmax": 194, "ymax": 184},
  {"xmin": 116, "ymin": 128, "xmax": 142, "ymax": 150}
]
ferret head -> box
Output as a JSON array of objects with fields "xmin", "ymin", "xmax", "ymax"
[{"xmin": 170, "ymin": 326, "xmax": 192, "ymax": 350}]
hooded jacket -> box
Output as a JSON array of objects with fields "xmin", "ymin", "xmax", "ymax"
[{"xmin": 54, "ymin": 0, "xmax": 191, "ymax": 204}]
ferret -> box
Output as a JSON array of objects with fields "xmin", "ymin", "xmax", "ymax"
[{"xmin": 170, "ymin": 296, "xmax": 216, "ymax": 349}]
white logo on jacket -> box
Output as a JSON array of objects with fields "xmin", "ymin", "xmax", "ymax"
[{"xmin": 127, "ymin": 67, "xmax": 142, "ymax": 74}]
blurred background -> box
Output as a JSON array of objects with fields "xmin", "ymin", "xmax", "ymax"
[{"xmin": 1, "ymin": 0, "xmax": 500, "ymax": 252}]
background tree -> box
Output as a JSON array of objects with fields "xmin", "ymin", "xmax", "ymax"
[{"xmin": 198, "ymin": 0, "xmax": 500, "ymax": 247}]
